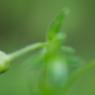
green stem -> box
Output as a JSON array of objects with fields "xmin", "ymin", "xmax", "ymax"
[{"xmin": 9, "ymin": 42, "xmax": 47, "ymax": 61}]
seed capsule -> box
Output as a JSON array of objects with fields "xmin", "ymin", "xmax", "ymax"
[{"xmin": 47, "ymin": 56, "xmax": 68, "ymax": 86}]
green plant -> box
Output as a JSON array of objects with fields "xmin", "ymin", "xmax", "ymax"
[{"xmin": 0, "ymin": 10, "xmax": 81, "ymax": 95}]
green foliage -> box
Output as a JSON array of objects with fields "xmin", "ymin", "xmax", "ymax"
[
  {"xmin": 0, "ymin": 11, "xmax": 81, "ymax": 95},
  {"xmin": 48, "ymin": 10, "xmax": 65, "ymax": 41}
]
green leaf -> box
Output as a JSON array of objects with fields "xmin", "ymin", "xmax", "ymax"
[
  {"xmin": 62, "ymin": 46, "xmax": 76, "ymax": 55},
  {"xmin": 48, "ymin": 10, "xmax": 65, "ymax": 41}
]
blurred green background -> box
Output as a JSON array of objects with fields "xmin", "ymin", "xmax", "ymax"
[{"xmin": 0, "ymin": 0, "xmax": 95, "ymax": 95}]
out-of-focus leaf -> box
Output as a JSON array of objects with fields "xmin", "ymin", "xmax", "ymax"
[
  {"xmin": 48, "ymin": 11, "xmax": 65, "ymax": 41},
  {"xmin": 63, "ymin": 60, "xmax": 95, "ymax": 95}
]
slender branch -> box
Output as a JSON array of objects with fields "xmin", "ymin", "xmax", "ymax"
[{"xmin": 9, "ymin": 42, "xmax": 47, "ymax": 61}]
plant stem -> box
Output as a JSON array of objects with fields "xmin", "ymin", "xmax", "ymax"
[{"xmin": 9, "ymin": 42, "xmax": 47, "ymax": 61}]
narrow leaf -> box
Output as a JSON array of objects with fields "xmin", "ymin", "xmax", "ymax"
[{"xmin": 48, "ymin": 11, "xmax": 65, "ymax": 41}]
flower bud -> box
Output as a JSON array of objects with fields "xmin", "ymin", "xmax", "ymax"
[{"xmin": 0, "ymin": 51, "xmax": 10, "ymax": 73}]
